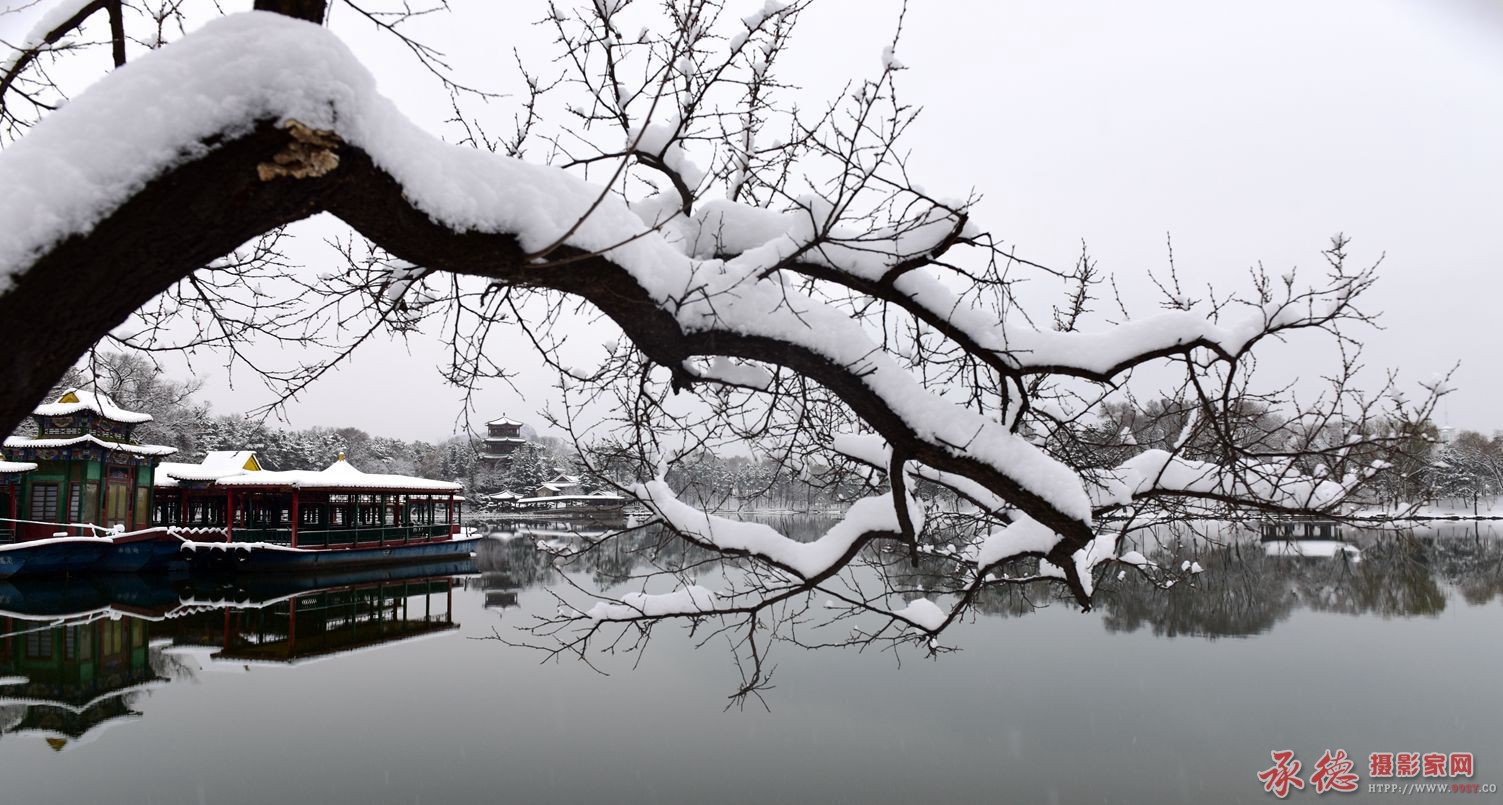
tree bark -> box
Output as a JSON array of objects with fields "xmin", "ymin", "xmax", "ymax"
[
  {"xmin": 252, "ymin": 0, "xmax": 329, "ymax": 24},
  {"xmin": 0, "ymin": 121, "xmax": 1100, "ymax": 566}
]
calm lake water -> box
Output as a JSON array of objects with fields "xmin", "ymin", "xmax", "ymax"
[{"xmin": 1, "ymin": 519, "xmax": 1499, "ymax": 804}]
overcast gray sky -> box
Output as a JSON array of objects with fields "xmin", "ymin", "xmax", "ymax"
[{"xmin": 5, "ymin": 0, "xmax": 1500, "ymax": 441}]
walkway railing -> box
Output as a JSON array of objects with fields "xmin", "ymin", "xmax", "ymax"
[{"xmin": 228, "ymin": 523, "xmax": 454, "ymax": 549}]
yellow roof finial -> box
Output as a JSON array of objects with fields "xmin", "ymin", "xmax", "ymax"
[{"xmin": 337, "ymin": 451, "xmax": 346, "ymax": 462}]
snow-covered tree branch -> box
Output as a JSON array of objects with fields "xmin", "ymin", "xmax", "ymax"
[{"xmin": 0, "ymin": 0, "xmax": 1443, "ymax": 690}]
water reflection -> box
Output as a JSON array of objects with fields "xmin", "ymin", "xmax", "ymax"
[
  {"xmin": 1, "ymin": 521, "xmax": 1500, "ymax": 756},
  {"xmin": 887, "ymin": 521, "xmax": 1502, "ymax": 639},
  {"xmin": 1097, "ymin": 525, "xmax": 1502, "ymax": 638},
  {"xmin": 0, "ymin": 562, "xmax": 469, "ymax": 750}
]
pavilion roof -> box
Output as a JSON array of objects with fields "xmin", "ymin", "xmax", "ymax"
[
  {"xmin": 156, "ymin": 450, "xmax": 262, "ymax": 487},
  {"xmin": 210, "ymin": 456, "xmax": 461, "ymax": 493},
  {"xmin": 3, "ymin": 434, "xmax": 176, "ymax": 457},
  {"xmin": 32, "ymin": 388, "xmax": 152, "ymax": 424}
]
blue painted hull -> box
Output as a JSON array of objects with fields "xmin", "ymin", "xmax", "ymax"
[
  {"xmin": 0, "ymin": 539, "xmax": 110, "ymax": 576},
  {"xmin": 180, "ymin": 538, "xmax": 482, "ymax": 573},
  {"xmin": 96, "ymin": 538, "xmax": 187, "ymax": 573},
  {"xmin": 0, "ymin": 550, "xmax": 23, "ymax": 579}
]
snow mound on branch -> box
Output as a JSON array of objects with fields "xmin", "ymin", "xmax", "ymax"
[
  {"xmin": 1097, "ymin": 448, "xmax": 1349, "ymax": 511},
  {"xmin": 894, "ymin": 598, "xmax": 944, "ymax": 631},
  {"xmin": 0, "ymin": 12, "xmax": 690, "ymax": 295},
  {"xmin": 636, "ymin": 479, "xmax": 921, "ymax": 579},
  {"xmin": 627, "ymin": 117, "xmax": 705, "ymax": 189},
  {"xmin": 688, "ymin": 356, "xmax": 774, "ymax": 390},
  {"xmin": 831, "ymin": 433, "xmax": 1013, "ymax": 514},
  {"xmin": 972, "ymin": 514, "xmax": 1059, "ymax": 568},
  {"xmin": 584, "ymin": 585, "xmax": 717, "ymax": 620}
]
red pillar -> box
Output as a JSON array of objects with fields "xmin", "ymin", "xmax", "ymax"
[
  {"xmin": 225, "ymin": 489, "xmax": 235, "ymax": 543},
  {"xmin": 287, "ymin": 597, "xmax": 298, "ymax": 652},
  {"xmin": 290, "ymin": 490, "xmax": 300, "ymax": 548}
]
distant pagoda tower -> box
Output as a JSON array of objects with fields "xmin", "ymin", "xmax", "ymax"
[
  {"xmin": 2, "ymin": 389, "xmax": 175, "ymax": 539},
  {"xmin": 478, "ymin": 416, "xmax": 527, "ymax": 469}
]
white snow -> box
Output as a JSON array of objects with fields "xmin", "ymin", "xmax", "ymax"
[
  {"xmin": 636, "ymin": 479, "xmax": 921, "ymax": 579},
  {"xmin": 972, "ymin": 513, "xmax": 1059, "ymax": 568},
  {"xmin": 688, "ymin": 355, "xmax": 774, "ymax": 390},
  {"xmin": 211, "ymin": 456, "xmax": 461, "ymax": 492},
  {"xmin": 0, "ymin": 10, "xmax": 1361, "ymax": 561},
  {"xmin": 31, "ymin": 388, "xmax": 153, "ymax": 423},
  {"xmin": 627, "ymin": 116, "xmax": 705, "ymax": 189},
  {"xmin": 3, "ymin": 433, "xmax": 176, "ymax": 456},
  {"xmin": 155, "ymin": 450, "xmax": 259, "ymax": 485},
  {"xmin": 584, "ymin": 584, "xmax": 717, "ymax": 620},
  {"xmin": 1262, "ymin": 540, "xmax": 1361, "ymax": 560},
  {"xmin": 1096, "ymin": 448, "xmax": 1349, "ymax": 512},
  {"xmin": 0, "ymin": 12, "xmax": 1086, "ymax": 530},
  {"xmin": 893, "ymin": 597, "xmax": 945, "ymax": 630}
]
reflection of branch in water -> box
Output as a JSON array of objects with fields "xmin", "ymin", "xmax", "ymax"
[
  {"xmin": 1093, "ymin": 535, "xmax": 1453, "ymax": 638},
  {"xmin": 483, "ymin": 522, "xmax": 1500, "ymax": 699}
]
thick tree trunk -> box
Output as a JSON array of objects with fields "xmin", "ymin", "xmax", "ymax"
[{"xmin": 0, "ymin": 122, "xmax": 1102, "ymax": 588}]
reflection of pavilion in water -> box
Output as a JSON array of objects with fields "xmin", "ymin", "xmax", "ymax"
[
  {"xmin": 0, "ymin": 564, "xmax": 468, "ymax": 750},
  {"xmin": 0, "ymin": 617, "xmax": 160, "ymax": 749},
  {"xmin": 1259, "ymin": 520, "xmax": 1361, "ymax": 560},
  {"xmin": 169, "ymin": 577, "xmax": 457, "ymax": 665}
]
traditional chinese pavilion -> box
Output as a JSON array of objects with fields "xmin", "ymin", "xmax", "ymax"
[
  {"xmin": 1, "ymin": 389, "xmax": 175, "ymax": 541},
  {"xmin": 478, "ymin": 416, "xmax": 527, "ymax": 469},
  {"xmin": 154, "ymin": 452, "xmax": 463, "ymax": 549}
]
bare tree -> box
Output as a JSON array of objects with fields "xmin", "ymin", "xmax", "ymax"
[{"xmin": 0, "ymin": 0, "xmax": 1445, "ymax": 696}]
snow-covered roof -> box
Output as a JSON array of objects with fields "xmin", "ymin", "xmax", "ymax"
[
  {"xmin": 515, "ymin": 493, "xmax": 624, "ymax": 504},
  {"xmin": 487, "ymin": 417, "xmax": 523, "ymax": 427},
  {"xmin": 0, "ymin": 460, "xmax": 36, "ymax": 474},
  {"xmin": 155, "ymin": 450, "xmax": 262, "ymax": 487},
  {"xmin": 210, "ymin": 457, "xmax": 461, "ymax": 492},
  {"xmin": 3, "ymin": 434, "xmax": 175, "ymax": 457},
  {"xmin": 549, "ymin": 474, "xmax": 581, "ymax": 484},
  {"xmin": 485, "ymin": 491, "xmax": 520, "ymax": 500},
  {"xmin": 32, "ymin": 388, "xmax": 152, "ymax": 424},
  {"xmin": 483, "ymin": 436, "xmax": 526, "ymax": 443}
]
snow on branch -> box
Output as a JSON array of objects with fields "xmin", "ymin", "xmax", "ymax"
[
  {"xmin": 1096, "ymin": 448, "xmax": 1354, "ymax": 514},
  {"xmin": 635, "ymin": 478, "xmax": 918, "ymax": 580},
  {"xmin": 582, "ymin": 585, "xmax": 717, "ymax": 620},
  {"xmin": 0, "ymin": 2, "xmax": 1446, "ymax": 689}
]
